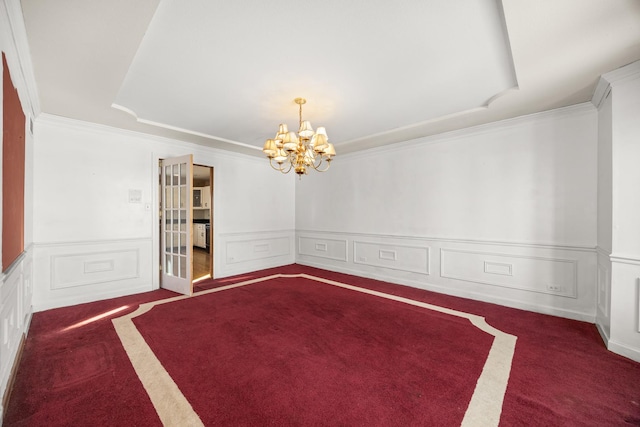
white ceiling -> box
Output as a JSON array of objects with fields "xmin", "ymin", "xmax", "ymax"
[{"xmin": 20, "ymin": 0, "xmax": 640, "ymax": 156}]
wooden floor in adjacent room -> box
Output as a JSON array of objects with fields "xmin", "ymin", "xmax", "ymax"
[{"xmin": 193, "ymin": 247, "xmax": 211, "ymax": 280}]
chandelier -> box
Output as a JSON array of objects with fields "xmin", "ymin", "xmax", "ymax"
[{"xmin": 262, "ymin": 98, "xmax": 336, "ymax": 176}]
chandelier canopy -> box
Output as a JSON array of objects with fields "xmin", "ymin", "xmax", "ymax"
[{"xmin": 263, "ymin": 98, "xmax": 336, "ymax": 176}]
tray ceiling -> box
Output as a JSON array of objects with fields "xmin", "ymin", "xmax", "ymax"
[{"xmin": 20, "ymin": 0, "xmax": 640, "ymax": 155}]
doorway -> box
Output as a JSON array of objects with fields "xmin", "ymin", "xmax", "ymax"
[
  {"xmin": 192, "ymin": 164, "xmax": 213, "ymax": 281},
  {"xmin": 158, "ymin": 160, "xmax": 213, "ymax": 293}
]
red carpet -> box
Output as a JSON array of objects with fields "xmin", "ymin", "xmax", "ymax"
[
  {"xmin": 4, "ymin": 264, "xmax": 640, "ymax": 426},
  {"xmin": 3, "ymin": 289, "xmax": 174, "ymax": 426},
  {"xmin": 133, "ymin": 274, "xmax": 496, "ymax": 425}
]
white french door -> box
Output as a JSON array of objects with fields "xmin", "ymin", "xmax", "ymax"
[{"xmin": 160, "ymin": 155, "xmax": 193, "ymax": 295}]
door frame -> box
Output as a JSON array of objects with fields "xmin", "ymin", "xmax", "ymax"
[
  {"xmin": 193, "ymin": 163, "xmax": 214, "ymax": 281},
  {"xmin": 151, "ymin": 153, "xmax": 216, "ymax": 290}
]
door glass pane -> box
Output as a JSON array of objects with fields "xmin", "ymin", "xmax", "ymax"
[
  {"xmin": 172, "ymin": 187, "xmax": 179, "ymax": 208},
  {"xmin": 180, "ymin": 232, "xmax": 187, "ymax": 255},
  {"xmin": 180, "ymin": 210, "xmax": 187, "ymax": 230},
  {"xmin": 172, "ymin": 209, "xmax": 177, "ymax": 231},
  {"xmin": 179, "ymin": 255, "xmax": 187, "ymax": 278},
  {"xmin": 173, "ymin": 255, "xmax": 179, "ymax": 275},
  {"xmin": 165, "ymin": 166, "xmax": 171, "ymax": 189},
  {"xmin": 166, "ymin": 253, "xmax": 173, "ymax": 276},
  {"xmin": 180, "ymin": 162, "xmax": 187, "ymax": 186},
  {"xmin": 165, "ymin": 187, "xmax": 171, "ymax": 209},
  {"xmin": 165, "ymin": 232, "xmax": 172, "ymax": 252},
  {"xmin": 180, "ymin": 185, "xmax": 186, "ymax": 208},
  {"xmin": 172, "ymin": 164, "xmax": 178, "ymax": 185}
]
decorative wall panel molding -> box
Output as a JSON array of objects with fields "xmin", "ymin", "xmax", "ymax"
[
  {"xmin": 0, "ymin": 286, "xmax": 18, "ymax": 383},
  {"xmin": 637, "ymin": 280, "xmax": 640, "ymax": 333},
  {"xmin": 32, "ymin": 239, "xmax": 153, "ymax": 312},
  {"xmin": 484, "ymin": 261, "xmax": 513, "ymax": 276},
  {"xmin": 0, "ymin": 249, "xmax": 32, "ymax": 418},
  {"xmin": 440, "ymin": 248, "xmax": 578, "ymax": 298},
  {"xmin": 353, "ymin": 240, "xmax": 430, "ymax": 275},
  {"xmin": 216, "ymin": 231, "xmax": 295, "ymax": 278},
  {"xmin": 597, "ymin": 263, "xmax": 610, "ymax": 317},
  {"xmin": 225, "ymin": 236, "xmax": 290, "ymax": 265},
  {"xmin": 0, "ymin": 276, "xmax": 19, "ymax": 348},
  {"xmin": 298, "ymin": 236, "xmax": 348, "ymax": 262},
  {"xmin": 296, "ymin": 230, "xmax": 596, "ymax": 322},
  {"xmin": 51, "ymin": 249, "xmax": 140, "ymax": 290}
]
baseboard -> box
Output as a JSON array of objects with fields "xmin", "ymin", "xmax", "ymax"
[
  {"xmin": 32, "ymin": 284, "xmax": 154, "ymax": 312},
  {"xmin": 297, "ymin": 260, "xmax": 595, "ymax": 323},
  {"xmin": 607, "ymin": 339, "xmax": 640, "ymax": 363},
  {"xmin": 2, "ymin": 333, "xmax": 26, "ymax": 420},
  {"xmin": 596, "ymin": 321, "xmax": 610, "ymax": 346}
]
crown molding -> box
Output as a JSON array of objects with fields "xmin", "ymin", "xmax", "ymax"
[
  {"xmin": 602, "ymin": 59, "xmax": 640, "ymax": 86},
  {"xmin": 111, "ymin": 102, "xmax": 260, "ymax": 153},
  {"xmin": 2, "ymin": 0, "xmax": 41, "ymax": 118},
  {"xmin": 591, "ymin": 60, "xmax": 640, "ymax": 109},
  {"xmin": 36, "ymin": 113, "xmax": 265, "ymax": 164},
  {"xmin": 338, "ymin": 102, "xmax": 595, "ymax": 160},
  {"xmin": 591, "ymin": 78, "xmax": 611, "ymax": 110}
]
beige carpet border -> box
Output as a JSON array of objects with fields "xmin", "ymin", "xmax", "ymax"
[{"xmin": 112, "ymin": 273, "xmax": 517, "ymax": 426}]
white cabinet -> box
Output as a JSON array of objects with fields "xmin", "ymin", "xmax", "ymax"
[
  {"xmin": 202, "ymin": 186, "xmax": 211, "ymax": 209},
  {"xmin": 193, "ymin": 186, "xmax": 211, "ymax": 209},
  {"xmin": 194, "ymin": 223, "xmax": 206, "ymax": 248}
]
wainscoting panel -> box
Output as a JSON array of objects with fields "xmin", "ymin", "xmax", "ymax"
[
  {"xmin": 353, "ymin": 241, "xmax": 430, "ymax": 274},
  {"xmin": 51, "ymin": 249, "xmax": 140, "ymax": 290},
  {"xmin": 298, "ymin": 236, "xmax": 348, "ymax": 262},
  {"xmin": 32, "ymin": 239, "xmax": 153, "ymax": 311},
  {"xmin": 595, "ymin": 249, "xmax": 612, "ymax": 345},
  {"xmin": 597, "ymin": 263, "xmax": 610, "ymax": 317},
  {"xmin": 226, "ymin": 237, "xmax": 290, "ymax": 264},
  {"xmin": 0, "ymin": 248, "xmax": 33, "ymax": 415},
  {"xmin": 21, "ymin": 256, "xmax": 33, "ymax": 328},
  {"xmin": 217, "ymin": 230, "xmax": 295, "ymax": 278},
  {"xmin": 440, "ymin": 249, "xmax": 578, "ymax": 298},
  {"xmin": 0, "ymin": 274, "xmax": 20, "ymax": 382},
  {"xmin": 637, "ymin": 280, "xmax": 640, "ymax": 334},
  {"xmin": 296, "ymin": 230, "xmax": 597, "ymax": 322}
]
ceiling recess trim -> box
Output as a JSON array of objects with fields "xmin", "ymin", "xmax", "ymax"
[{"xmin": 111, "ymin": 102, "xmax": 261, "ymax": 151}]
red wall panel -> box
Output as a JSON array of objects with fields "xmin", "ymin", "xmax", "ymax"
[{"xmin": 2, "ymin": 52, "xmax": 25, "ymax": 271}]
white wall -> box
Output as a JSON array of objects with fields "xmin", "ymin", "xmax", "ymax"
[
  {"xmin": 599, "ymin": 61, "xmax": 640, "ymax": 362},
  {"xmin": 31, "ymin": 115, "xmax": 296, "ymax": 310},
  {"xmin": 296, "ymin": 104, "xmax": 599, "ymax": 321}
]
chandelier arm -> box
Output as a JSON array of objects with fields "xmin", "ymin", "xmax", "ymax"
[
  {"xmin": 268, "ymin": 158, "xmax": 283, "ymax": 171},
  {"xmin": 281, "ymin": 163, "xmax": 294, "ymax": 174},
  {"xmin": 269, "ymin": 158, "xmax": 293, "ymax": 174},
  {"xmin": 309, "ymin": 157, "xmax": 332, "ymax": 172}
]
